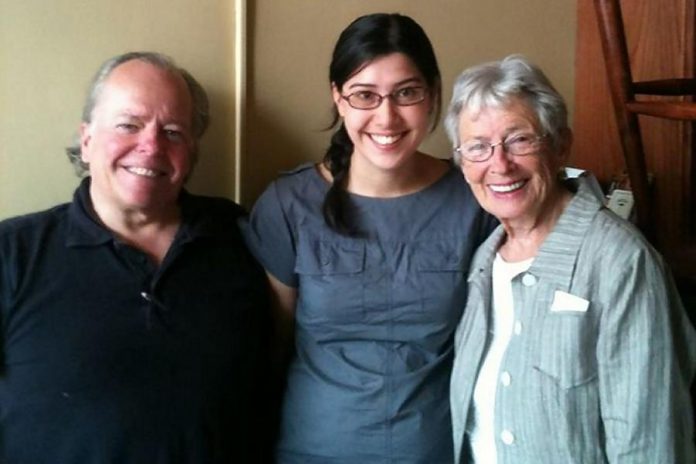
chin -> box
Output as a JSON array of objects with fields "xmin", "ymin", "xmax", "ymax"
[{"xmin": 486, "ymin": 205, "xmax": 525, "ymax": 222}]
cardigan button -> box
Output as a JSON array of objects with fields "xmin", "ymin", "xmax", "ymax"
[
  {"xmin": 522, "ymin": 273, "xmax": 537, "ymax": 286},
  {"xmin": 501, "ymin": 430, "xmax": 515, "ymax": 445},
  {"xmin": 500, "ymin": 371, "xmax": 511, "ymax": 387}
]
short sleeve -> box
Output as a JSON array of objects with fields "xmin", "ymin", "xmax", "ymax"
[{"xmin": 241, "ymin": 182, "xmax": 298, "ymax": 288}]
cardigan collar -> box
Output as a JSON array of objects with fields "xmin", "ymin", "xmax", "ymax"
[{"xmin": 469, "ymin": 176, "xmax": 605, "ymax": 293}]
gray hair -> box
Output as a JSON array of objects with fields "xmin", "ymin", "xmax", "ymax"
[
  {"xmin": 66, "ymin": 51, "xmax": 210, "ymax": 176},
  {"xmin": 444, "ymin": 55, "xmax": 568, "ymax": 163}
]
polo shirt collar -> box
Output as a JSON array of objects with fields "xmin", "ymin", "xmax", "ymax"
[
  {"xmin": 174, "ymin": 192, "xmax": 225, "ymax": 244},
  {"xmin": 65, "ymin": 177, "xmax": 222, "ymax": 248},
  {"xmin": 65, "ymin": 177, "xmax": 112, "ymax": 247}
]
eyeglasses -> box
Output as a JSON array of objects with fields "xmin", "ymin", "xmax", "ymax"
[
  {"xmin": 340, "ymin": 86, "xmax": 428, "ymax": 110},
  {"xmin": 455, "ymin": 133, "xmax": 547, "ymax": 163}
]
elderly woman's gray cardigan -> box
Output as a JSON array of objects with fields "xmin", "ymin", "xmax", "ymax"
[{"xmin": 450, "ymin": 177, "xmax": 696, "ymax": 464}]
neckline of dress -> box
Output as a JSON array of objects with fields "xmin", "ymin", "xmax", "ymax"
[{"xmin": 310, "ymin": 161, "xmax": 456, "ymax": 203}]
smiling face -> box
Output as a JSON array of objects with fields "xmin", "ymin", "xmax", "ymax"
[
  {"xmin": 332, "ymin": 52, "xmax": 434, "ymax": 177},
  {"xmin": 80, "ymin": 59, "xmax": 194, "ymax": 218},
  {"xmin": 457, "ymin": 97, "xmax": 570, "ymax": 230}
]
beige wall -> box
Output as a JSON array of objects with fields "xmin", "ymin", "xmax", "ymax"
[
  {"xmin": 243, "ymin": 0, "xmax": 576, "ymax": 206},
  {"xmin": 0, "ymin": 0, "xmax": 237, "ymax": 219},
  {"xmin": 0, "ymin": 0, "xmax": 576, "ymax": 218}
]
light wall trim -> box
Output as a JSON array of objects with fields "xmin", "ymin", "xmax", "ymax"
[{"xmin": 234, "ymin": 0, "xmax": 247, "ymax": 203}]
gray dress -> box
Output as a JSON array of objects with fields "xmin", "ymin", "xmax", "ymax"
[{"xmin": 245, "ymin": 163, "xmax": 494, "ymax": 463}]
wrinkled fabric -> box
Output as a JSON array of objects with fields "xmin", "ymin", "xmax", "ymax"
[{"xmin": 451, "ymin": 177, "xmax": 696, "ymax": 464}]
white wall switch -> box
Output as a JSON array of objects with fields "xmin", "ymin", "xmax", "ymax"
[{"xmin": 607, "ymin": 189, "xmax": 634, "ymax": 220}]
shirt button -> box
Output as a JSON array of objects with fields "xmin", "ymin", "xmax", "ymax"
[
  {"xmin": 501, "ymin": 430, "xmax": 515, "ymax": 445},
  {"xmin": 500, "ymin": 371, "xmax": 511, "ymax": 386},
  {"xmin": 522, "ymin": 273, "xmax": 537, "ymax": 286},
  {"xmin": 514, "ymin": 321, "xmax": 523, "ymax": 335}
]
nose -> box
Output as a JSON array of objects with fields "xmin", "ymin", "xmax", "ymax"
[
  {"xmin": 137, "ymin": 125, "xmax": 164, "ymax": 155},
  {"xmin": 488, "ymin": 142, "xmax": 515, "ymax": 173},
  {"xmin": 373, "ymin": 96, "xmax": 401, "ymax": 122}
]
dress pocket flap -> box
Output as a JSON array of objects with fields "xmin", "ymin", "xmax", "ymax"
[
  {"xmin": 295, "ymin": 237, "xmax": 365, "ymax": 275},
  {"xmin": 415, "ymin": 241, "xmax": 466, "ymax": 272}
]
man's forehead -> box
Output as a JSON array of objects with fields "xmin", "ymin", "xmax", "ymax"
[
  {"xmin": 104, "ymin": 60, "xmax": 185, "ymax": 92},
  {"xmin": 93, "ymin": 60, "xmax": 192, "ymax": 119}
]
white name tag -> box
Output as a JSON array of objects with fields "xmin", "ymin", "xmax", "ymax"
[{"xmin": 550, "ymin": 290, "xmax": 590, "ymax": 313}]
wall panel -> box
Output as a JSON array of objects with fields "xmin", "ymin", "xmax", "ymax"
[{"xmin": 0, "ymin": 0, "xmax": 236, "ymax": 218}]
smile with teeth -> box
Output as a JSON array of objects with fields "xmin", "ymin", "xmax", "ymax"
[
  {"xmin": 369, "ymin": 133, "xmax": 403, "ymax": 146},
  {"xmin": 489, "ymin": 179, "xmax": 526, "ymax": 193},
  {"xmin": 125, "ymin": 166, "xmax": 162, "ymax": 178}
]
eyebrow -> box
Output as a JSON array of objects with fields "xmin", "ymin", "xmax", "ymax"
[
  {"xmin": 114, "ymin": 111, "xmax": 188, "ymax": 127},
  {"xmin": 466, "ymin": 125, "xmax": 533, "ymax": 141},
  {"xmin": 502, "ymin": 125, "xmax": 534, "ymax": 135},
  {"xmin": 346, "ymin": 77, "xmax": 424, "ymax": 90},
  {"xmin": 114, "ymin": 111, "xmax": 142, "ymax": 120}
]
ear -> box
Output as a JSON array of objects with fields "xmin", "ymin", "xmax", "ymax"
[
  {"xmin": 79, "ymin": 122, "xmax": 92, "ymax": 163},
  {"xmin": 331, "ymin": 83, "xmax": 346, "ymax": 118}
]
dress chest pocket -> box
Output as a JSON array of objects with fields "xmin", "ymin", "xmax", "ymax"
[
  {"xmin": 294, "ymin": 236, "xmax": 366, "ymax": 324},
  {"xmin": 409, "ymin": 241, "xmax": 469, "ymax": 321}
]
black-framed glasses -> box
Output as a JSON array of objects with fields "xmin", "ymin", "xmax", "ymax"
[
  {"xmin": 455, "ymin": 133, "xmax": 548, "ymax": 163},
  {"xmin": 340, "ymin": 86, "xmax": 428, "ymax": 110}
]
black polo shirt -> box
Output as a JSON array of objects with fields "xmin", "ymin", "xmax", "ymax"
[{"xmin": 0, "ymin": 178, "xmax": 270, "ymax": 463}]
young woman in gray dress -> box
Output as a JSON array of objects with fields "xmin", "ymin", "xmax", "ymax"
[
  {"xmin": 245, "ymin": 13, "xmax": 495, "ymax": 463},
  {"xmin": 446, "ymin": 55, "xmax": 696, "ymax": 463}
]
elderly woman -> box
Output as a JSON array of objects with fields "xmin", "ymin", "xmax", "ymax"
[{"xmin": 445, "ymin": 55, "xmax": 696, "ymax": 463}]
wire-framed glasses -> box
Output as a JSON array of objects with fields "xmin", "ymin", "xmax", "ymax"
[
  {"xmin": 340, "ymin": 86, "xmax": 428, "ymax": 110},
  {"xmin": 455, "ymin": 133, "xmax": 548, "ymax": 163}
]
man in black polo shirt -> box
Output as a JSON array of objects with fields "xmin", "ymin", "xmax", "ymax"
[{"xmin": 0, "ymin": 52, "xmax": 270, "ymax": 463}]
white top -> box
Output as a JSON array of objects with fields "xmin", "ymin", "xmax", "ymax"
[{"xmin": 468, "ymin": 253, "xmax": 533, "ymax": 463}]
